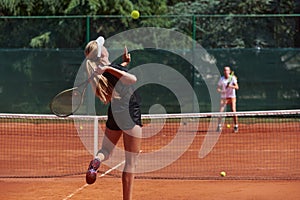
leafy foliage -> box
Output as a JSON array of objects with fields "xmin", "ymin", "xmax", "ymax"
[
  {"xmin": 168, "ymin": 0, "xmax": 299, "ymax": 48},
  {"xmin": 30, "ymin": 32, "xmax": 51, "ymax": 48},
  {"xmin": 0, "ymin": 0, "xmax": 298, "ymax": 48}
]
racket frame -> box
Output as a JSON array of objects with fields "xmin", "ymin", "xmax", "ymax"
[{"xmin": 50, "ymin": 61, "xmax": 100, "ymax": 117}]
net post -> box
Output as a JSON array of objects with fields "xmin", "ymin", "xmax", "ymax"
[{"xmin": 93, "ymin": 117, "xmax": 98, "ymax": 157}]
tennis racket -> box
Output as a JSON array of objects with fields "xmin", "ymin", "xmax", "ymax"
[
  {"xmin": 50, "ymin": 60, "xmax": 100, "ymax": 117},
  {"xmin": 226, "ymin": 71, "xmax": 234, "ymax": 88}
]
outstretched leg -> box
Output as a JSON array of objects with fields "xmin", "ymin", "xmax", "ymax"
[
  {"xmin": 230, "ymin": 98, "xmax": 238, "ymax": 132},
  {"xmin": 96, "ymin": 128, "xmax": 123, "ymax": 161},
  {"xmin": 86, "ymin": 128, "xmax": 122, "ymax": 184},
  {"xmin": 217, "ymin": 99, "xmax": 227, "ymax": 132},
  {"xmin": 122, "ymin": 125, "xmax": 142, "ymax": 200}
]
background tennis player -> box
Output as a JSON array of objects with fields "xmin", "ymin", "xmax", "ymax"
[{"xmin": 216, "ymin": 66, "xmax": 239, "ymax": 133}]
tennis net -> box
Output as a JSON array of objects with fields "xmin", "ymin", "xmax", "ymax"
[{"xmin": 0, "ymin": 110, "xmax": 299, "ymax": 179}]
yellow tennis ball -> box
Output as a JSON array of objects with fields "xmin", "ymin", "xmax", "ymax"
[
  {"xmin": 227, "ymin": 124, "xmax": 231, "ymax": 128},
  {"xmin": 220, "ymin": 171, "xmax": 226, "ymax": 177},
  {"xmin": 131, "ymin": 10, "xmax": 140, "ymax": 19},
  {"xmin": 80, "ymin": 125, "xmax": 83, "ymax": 130}
]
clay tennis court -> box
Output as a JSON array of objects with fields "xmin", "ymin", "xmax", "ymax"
[
  {"xmin": 0, "ymin": 113, "xmax": 300, "ymax": 199},
  {"xmin": 1, "ymin": 177, "xmax": 300, "ymax": 200}
]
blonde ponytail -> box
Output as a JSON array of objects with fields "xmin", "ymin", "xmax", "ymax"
[{"xmin": 84, "ymin": 41, "xmax": 115, "ymax": 104}]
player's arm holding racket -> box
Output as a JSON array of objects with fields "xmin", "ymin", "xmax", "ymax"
[{"xmin": 226, "ymin": 72, "xmax": 239, "ymax": 90}]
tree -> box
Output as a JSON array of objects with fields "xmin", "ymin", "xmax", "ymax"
[
  {"xmin": 168, "ymin": 0, "xmax": 298, "ymax": 48},
  {"xmin": 0, "ymin": 0, "xmax": 169, "ymax": 48}
]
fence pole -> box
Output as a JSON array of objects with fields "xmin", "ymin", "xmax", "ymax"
[
  {"xmin": 86, "ymin": 16, "xmax": 90, "ymax": 44},
  {"xmin": 192, "ymin": 15, "xmax": 196, "ymax": 47}
]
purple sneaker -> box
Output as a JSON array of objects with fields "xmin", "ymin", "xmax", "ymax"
[{"xmin": 86, "ymin": 158, "xmax": 101, "ymax": 184}]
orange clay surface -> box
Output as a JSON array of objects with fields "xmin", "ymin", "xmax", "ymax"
[
  {"xmin": 0, "ymin": 177, "xmax": 300, "ymax": 200},
  {"xmin": 0, "ymin": 118, "xmax": 300, "ymax": 199}
]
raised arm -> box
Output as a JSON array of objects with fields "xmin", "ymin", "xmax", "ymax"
[
  {"xmin": 96, "ymin": 65, "xmax": 137, "ymax": 85},
  {"xmin": 120, "ymin": 46, "xmax": 131, "ymax": 67}
]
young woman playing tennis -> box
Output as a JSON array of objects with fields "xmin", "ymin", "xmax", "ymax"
[
  {"xmin": 216, "ymin": 66, "xmax": 239, "ymax": 133},
  {"xmin": 84, "ymin": 36, "xmax": 142, "ymax": 200}
]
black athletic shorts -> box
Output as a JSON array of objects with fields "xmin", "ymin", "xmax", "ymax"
[
  {"xmin": 106, "ymin": 98, "xmax": 142, "ymax": 131},
  {"xmin": 104, "ymin": 64, "xmax": 142, "ymax": 130}
]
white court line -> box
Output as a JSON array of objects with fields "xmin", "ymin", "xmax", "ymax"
[
  {"xmin": 62, "ymin": 160, "xmax": 125, "ymax": 200},
  {"xmin": 62, "ymin": 184, "xmax": 89, "ymax": 200},
  {"xmin": 99, "ymin": 160, "xmax": 125, "ymax": 178}
]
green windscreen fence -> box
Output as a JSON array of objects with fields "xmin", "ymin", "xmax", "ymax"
[
  {"xmin": 0, "ymin": 15, "xmax": 299, "ymax": 113},
  {"xmin": 0, "ymin": 48, "xmax": 299, "ymax": 114}
]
